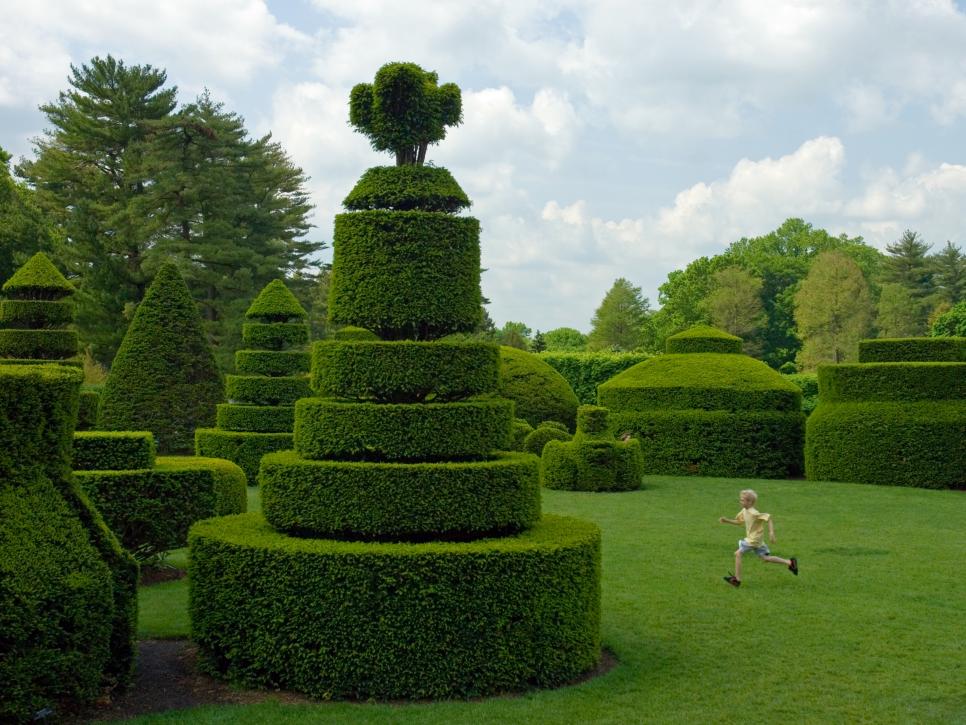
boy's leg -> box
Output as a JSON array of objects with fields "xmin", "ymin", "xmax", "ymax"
[
  {"xmin": 734, "ymin": 549, "xmax": 743, "ymax": 581},
  {"xmin": 762, "ymin": 554, "xmax": 798, "ymax": 575}
]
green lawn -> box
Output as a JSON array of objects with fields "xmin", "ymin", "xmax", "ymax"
[{"xmin": 129, "ymin": 477, "xmax": 966, "ymax": 724}]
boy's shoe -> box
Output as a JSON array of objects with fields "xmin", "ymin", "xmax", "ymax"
[
  {"xmin": 789, "ymin": 558, "xmax": 799, "ymax": 576},
  {"xmin": 723, "ymin": 574, "xmax": 741, "ymax": 587}
]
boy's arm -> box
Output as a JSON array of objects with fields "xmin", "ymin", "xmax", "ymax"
[{"xmin": 719, "ymin": 516, "xmax": 740, "ymax": 525}]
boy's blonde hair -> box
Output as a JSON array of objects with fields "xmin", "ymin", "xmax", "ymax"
[{"xmin": 740, "ymin": 489, "xmax": 758, "ymax": 504}]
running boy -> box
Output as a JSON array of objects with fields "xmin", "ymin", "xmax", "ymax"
[{"xmin": 719, "ymin": 489, "xmax": 797, "ymax": 587}]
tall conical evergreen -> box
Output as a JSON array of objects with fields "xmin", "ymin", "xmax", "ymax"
[{"xmin": 99, "ymin": 262, "xmax": 223, "ymax": 454}]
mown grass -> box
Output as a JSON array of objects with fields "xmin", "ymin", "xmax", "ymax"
[{"xmin": 128, "ymin": 477, "xmax": 966, "ymax": 724}]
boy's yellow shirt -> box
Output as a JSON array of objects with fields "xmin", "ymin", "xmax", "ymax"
[{"xmin": 736, "ymin": 507, "xmax": 770, "ymax": 546}]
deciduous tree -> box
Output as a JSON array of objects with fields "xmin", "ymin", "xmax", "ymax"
[{"xmin": 706, "ymin": 266, "xmax": 765, "ymax": 353}]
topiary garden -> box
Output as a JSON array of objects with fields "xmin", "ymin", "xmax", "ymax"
[
  {"xmin": 499, "ymin": 345, "xmax": 580, "ymax": 430},
  {"xmin": 188, "ymin": 62, "xmax": 601, "ymax": 700}
]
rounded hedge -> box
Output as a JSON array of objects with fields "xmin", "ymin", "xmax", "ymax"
[
  {"xmin": 75, "ymin": 456, "xmax": 247, "ymax": 559},
  {"xmin": 312, "ymin": 340, "xmax": 500, "ymax": 402},
  {"xmin": 858, "ymin": 337, "xmax": 966, "ymax": 363},
  {"xmin": 805, "ymin": 400, "xmax": 965, "ymax": 488},
  {"xmin": 329, "ymin": 325, "xmax": 380, "ymax": 341},
  {"xmin": 216, "ymin": 404, "xmax": 295, "ymax": 433},
  {"xmin": 541, "ymin": 438, "xmax": 643, "ymax": 492},
  {"xmin": 235, "ymin": 349, "xmax": 310, "ymax": 377},
  {"xmin": 73, "ymin": 431, "xmax": 156, "ymax": 471},
  {"xmin": 523, "ymin": 424, "xmax": 572, "ymax": 455},
  {"xmin": 539, "ymin": 352, "xmax": 650, "ymax": 405},
  {"xmin": 509, "ymin": 418, "xmax": 534, "ymax": 451},
  {"xmin": 818, "ymin": 362, "xmax": 966, "ymax": 403},
  {"xmin": 245, "ymin": 279, "xmax": 308, "ymax": 322},
  {"xmin": 329, "ymin": 210, "xmax": 481, "ymax": 340},
  {"xmin": 242, "ymin": 322, "xmax": 309, "ymax": 350},
  {"xmin": 294, "ymin": 398, "xmax": 514, "ymax": 461},
  {"xmin": 0, "ymin": 328, "xmax": 78, "ymax": 359},
  {"xmin": 189, "ymin": 513, "xmax": 600, "ymax": 699},
  {"xmin": 0, "ymin": 299, "xmax": 74, "ymax": 328},
  {"xmin": 665, "ymin": 324, "xmax": 743, "ymax": 354},
  {"xmin": 195, "ymin": 428, "xmax": 294, "ymax": 485},
  {"xmin": 225, "ymin": 374, "xmax": 312, "ymax": 406},
  {"xmin": 498, "ymin": 346, "xmax": 580, "ymax": 430},
  {"xmin": 342, "ymin": 165, "xmax": 471, "ymax": 213},
  {"xmin": 260, "ymin": 450, "xmax": 540, "ymax": 539}
]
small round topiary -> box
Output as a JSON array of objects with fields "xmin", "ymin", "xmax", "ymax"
[
  {"xmin": 523, "ymin": 423, "xmax": 572, "ymax": 455},
  {"xmin": 498, "ymin": 346, "xmax": 580, "ymax": 431},
  {"xmin": 665, "ymin": 324, "xmax": 743, "ymax": 354}
]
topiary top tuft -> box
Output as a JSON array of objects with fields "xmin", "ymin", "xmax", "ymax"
[
  {"xmin": 666, "ymin": 325, "xmax": 743, "ymax": 354},
  {"xmin": 2, "ymin": 252, "xmax": 75, "ymax": 300},
  {"xmin": 343, "ymin": 166, "xmax": 470, "ymax": 213},
  {"xmin": 245, "ymin": 279, "xmax": 307, "ymax": 321}
]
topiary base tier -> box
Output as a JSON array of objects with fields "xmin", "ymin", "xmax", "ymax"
[
  {"xmin": 260, "ymin": 450, "xmax": 540, "ymax": 538},
  {"xmin": 189, "ymin": 512, "xmax": 601, "ymax": 699},
  {"xmin": 195, "ymin": 428, "xmax": 293, "ymax": 484}
]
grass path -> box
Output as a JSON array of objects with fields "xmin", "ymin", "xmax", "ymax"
[{"xmin": 128, "ymin": 477, "xmax": 966, "ymax": 724}]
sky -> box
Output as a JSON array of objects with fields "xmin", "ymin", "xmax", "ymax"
[{"xmin": 2, "ymin": 0, "xmax": 966, "ymax": 333}]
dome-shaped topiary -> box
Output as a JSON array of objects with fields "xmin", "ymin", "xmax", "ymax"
[
  {"xmin": 99, "ymin": 263, "xmax": 223, "ymax": 455},
  {"xmin": 665, "ymin": 324, "xmax": 743, "ymax": 354},
  {"xmin": 245, "ymin": 279, "xmax": 308, "ymax": 322},
  {"xmin": 499, "ymin": 346, "xmax": 580, "ymax": 431},
  {"xmin": 523, "ymin": 422, "xmax": 572, "ymax": 455},
  {"xmin": 343, "ymin": 165, "xmax": 470, "ymax": 213}
]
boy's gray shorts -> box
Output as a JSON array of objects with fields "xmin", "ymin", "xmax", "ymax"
[{"xmin": 738, "ymin": 539, "xmax": 770, "ymax": 557}]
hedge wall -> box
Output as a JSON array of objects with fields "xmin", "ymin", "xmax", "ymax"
[
  {"xmin": 343, "ymin": 165, "xmax": 471, "ymax": 213},
  {"xmin": 73, "ymin": 431, "xmax": 156, "ymax": 471},
  {"xmin": 261, "ymin": 450, "xmax": 540, "ymax": 539},
  {"xmin": 665, "ymin": 324, "xmax": 742, "ymax": 354},
  {"xmin": 858, "ymin": 337, "xmax": 966, "ymax": 363},
  {"xmin": 539, "ymin": 351, "xmax": 650, "ymax": 405},
  {"xmin": 195, "ymin": 428, "xmax": 293, "ymax": 485},
  {"xmin": 75, "ymin": 456, "xmax": 247, "ymax": 559},
  {"xmin": 499, "ymin": 346, "xmax": 580, "ymax": 430},
  {"xmin": 818, "ymin": 362, "xmax": 966, "ymax": 403},
  {"xmin": 216, "ymin": 404, "xmax": 295, "ymax": 433},
  {"xmin": 189, "ymin": 513, "xmax": 600, "ymax": 699}
]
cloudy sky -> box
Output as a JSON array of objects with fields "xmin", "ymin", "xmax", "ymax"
[{"xmin": 3, "ymin": 1, "xmax": 966, "ymax": 332}]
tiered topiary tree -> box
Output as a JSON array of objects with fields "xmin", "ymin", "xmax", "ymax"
[
  {"xmin": 189, "ymin": 62, "xmax": 602, "ymax": 700},
  {"xmin": 542, "ymin": 405, "xmax": 644, "ymax": 491},
  {"xmin": 0, "ymin": 364, "xmax": 137, "ymax": 721},
  {"xmin": 99, "ymin": 262, "xmax": 224, "ymax": 454},
  {"xmin": 599, "ymin": 325, "xmax": 805, "ymax": 478},
  {"xmin": 195, "ymin": 280, "xmax": 312, "ymax": 483},
  {"xmin": 805, "ymin": 337, "xmax": 966, "ymax": 488}
]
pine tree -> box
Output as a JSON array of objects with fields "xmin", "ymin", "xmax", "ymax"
[
  {"xmin": 880, "ymin": 230, "xmax": 934, "ymax": 299},
  {"xmin": 930, "ymin": 241, "xmax": 965, "ymax": 304},
  {"xmin": 587, "ymin": 278, "xmax": 651, "ymax": 352},
  {"xmin": 0, "ymin": 146, "xmax": 56, "ymax": 283},
  {"xmin": 794, "ymin": 251, "xmax": 874, "ymax": 369}
]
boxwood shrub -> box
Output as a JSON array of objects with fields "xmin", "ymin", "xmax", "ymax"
[
  {"xmin": 665, "ymin": 324, "xmax": 743, "ymax": 354},
  {"xmin": 261, "ymin": 450, "xmax": 540, "ymax": 539},
  {"xmin": 0, "ymin": 328, "xmax": 78, "ymax": 359},
  {"xmin": 329, "ymin": 210, "xmax": 481, "ymax": 339},
  {"xmin": 0, "ymin": 299, "xmax": 74, "ymax": 328},
  {"xmin": 523, "ymin": 423, "xmax": 572, "ymax": 455},
  {"xmin": 329, "ymin": 325, "xmax": 380, "ymax": 341},
  {"xmin": 189, "ymin": 513, "xmax": 600, "ymax": 699},
  {"xmin": 294, "ymin": 398, "xmax": 514, "ymax": 461},
  {"xmin": 235, "ymin": 349, "xmax": 310, "ymax": 377},
  {"xmin": 225, "ymin": 374, "xmax": 312, "ymax": 406},
  {"xmin": 818, "ymin": 362, "xmax": 966, "ymax": 402},
  {"xmin": 499, "ymin": 346, "xmax": 580, "ymax": 430},
  {"xmin": 195, "ymin": 428, "xmax": 294, "ymax": 485},
  {"xmin": 509, "ymin": 418, "xmax": 534, "ymax": 451},
  {"xmin": 343, "ymin": 165, "xmax": 471, "ymax": 213},
  {"xmin": 73, "ymin": 431, "xmax": 156, "ymax": 471},
  {"xmin": 244, "ymin": 279, "xmax": 308, "ymax": 322},
  {"xmin": 77, "ymin": 386, "xmax": 101, "ymax": 431},
  {"xmin": 75, "ymin": 456, "xmax": 247, "ymax": 559},
  {"xmin": 216, "ymin": 404, "xmax": 295, "ymax": 433},
  {"xmin": 312, "ymin": 340, "xmax": 500, "ymax": 402},
  {"xmin": 539, "ymin": 352, "xmax": 650, "ymax": 405},
  {"xmin": 241, "ymin": 322, "xmax": 309, "ymax": 350},
  {"xmin": 858, "ymin": 337, "xmax": 966, "ymax": 362}
]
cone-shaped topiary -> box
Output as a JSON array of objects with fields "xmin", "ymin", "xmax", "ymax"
[
  {"xmin": 2, "ymin": 251, "xmax": 75, "ymax": 299},
  {"xmin": 196, "ymin": 279, "xmax": 311, "ymax": 483},
  {"xmin": 99, "ymin": 263, "xmax": 223, "ymax": 455},
  {"xmin": 190, "ymin": 62, "xmax": 601, "ymax": 700}
]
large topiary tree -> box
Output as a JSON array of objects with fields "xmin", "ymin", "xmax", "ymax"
[
  {"xmin": 98, "ymin": 262, "xmax": 223, "ymax": 454},
  {"xmin": 189, "ymin": 62, "xmax": 601, "ymax": 700}
]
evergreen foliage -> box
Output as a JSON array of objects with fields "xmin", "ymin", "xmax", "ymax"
[
  {"xmin": 860, "ymin": 337, "xmax": 966, "ymax": 363},
  {"xmin": 98, "ymin": 262, "xmax": 223, "ymax": 454},
  {"xmin": 344, "ymin": 165, "xmax": 470, "ymax": 212},
  {"xmin": 587, "ymin": 278, "xmax": 651, "ymax": 352},
  {"xmin": 876, "ymin": 283, "xmax": 926, "ymax": 338},
  {"xmin": 665, "ymin": 324, "xmax": 743, "ymax": 354},
  {"xmin": 499, "ymin": 346, "xmax": 580, "ymax": 430},
  {"xmin": 523, "ymin": 421, "xmax": 573, "ymax": 455},
  {"xmin": 539, "ymin": 351, "xmax": 650, "ymax": 405},
  {"xmin": 0, "ymin": 146, "xmax": 56, "ymax": 284},
  {"xmin": 245, "ymin": 279, "xmax": 308, "ymax": 321},
  {"xmin": 73, "ymin": 431, "xmax": 156, "ymax": 471}
]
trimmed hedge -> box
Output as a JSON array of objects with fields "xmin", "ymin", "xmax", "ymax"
[
  {"xmin": 598, "ymin": 353, "xmax": 802, "ymax": 412},
  {"xmin": 0, "ymin": 299, "xmax": 74, "ymax": 328},
  {"xmin": 539, "ymin": 352, "xmax": 650, "ymax": 405},
  {"xmin": 523, "ymin": 423, "xmax": 572, "ymax": 455},
  {"xmin": 329, "ymin": 325, "xmax": 379, "ymax": 341},
  {"xmin": 343, "ymin": 165, "xmax": 471, "ymax": 213},
  {"xmin": 245, "ymin": 279, "xmax": 308, "ymax": 322},
  {"xmin": 216, "ymin": 404, "xmax": 295, "ymax": 433},
  {"xmin": 261, "ymin": 450, "xmax": 540, "ymax": 539},
  {"xmin": 241, "ymin": 322, "xmax": 309, "ymax": 350},
  {"xmin": 783, "ymin": 373, "xmax": 818, "ymax": 416},
  {"xmin": 818, "ymin": 362, "xmax": 966, "ymax": 402},
  {"xmin": 312, "ymin": 340, "xmax": 500, "ymax": 402},
  {"xmin": 225, "ymin": 374, "xmax": 312, "ymax": 406},
  {"xmin": 195, "ymin": 428, "xmax": 294, "ymax": 485},
  {"xmin": 499, "ymin": 346, "xmax": 580, "ymax": 430},
  {"xmin": 75, "ymin": 456, "xmax": 247, "ymax": 559},
  {"xmin": 858, "ymin": 337, "xmax": 966, "ymax": 363},
  {"xmin": 0, "ymin": 328, "xmax": 78, "ymax": 359},
  {"xmin": 609, "ymin": 409, "xmax": 805, "ymax": 478},
  {"xmin": 805, "ymin": 400, "xmax": 966, "ymax": 488},
  {"xmin": 0, "ymin": 356, "xmax": 82, "ymax": 368},
  {"xmin": 509, "ymin": 418, "xmax": 534, "ymax": 451},
  {"xmin": 329, "ymin": 210, "xmax": 481, "ymax": 340},
  {"xmin": 189, "ymin": 513, "xmax": 600, "ymax": 699},
  {"xmin": 235, "ymin": 349, "xmax": 310, "ymax": 377},
  {"xmin": 73, "ymin": 431, "xmax": 156, "ymax": 471},
  {"xmin": 77, "ymin": 386, "xmax": 101, "ymax": 431},
  {"xmin": 1, "ymin": 251, "xmax": 74, "ymax": 299},
  {"xmin": 99, "ymin": 263, "xmax": 223, "ymax": 455},
  {"xmin": 294, "ymin": 398, "xmax": 514, "ymax": 461},
  {"xmin": 665, "ymin": 324, "xmax": 742, "ymax": 354}
]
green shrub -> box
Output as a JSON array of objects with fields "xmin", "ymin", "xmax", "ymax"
[
  {"xmin": 194, "ymin": 428, "xmax": 294, "ymax": 485},
  {"xmin": 576, "ymin": 405, "xmax": 609, "ymax": 438},
  {"xmin": 542, "ymin": 438, "xmax": 643, "ymax": 492},
  {"xmin": 225, "ymin": 374, "xmax": 312, "ymax": 406},
  {"xmin": 98, "ymin": 263, "xmax": 224, "ymax": 454},
  {"xmin": 329, "ymin": 210, "xmax": 481, "ymax": 339},
  {"xmin": 216, "ymin": 404, "xmax": 295, "ymax": 433},
  {"xmin": 1, "ymin": 251, "xmax": 74, "ymax": 299},
  {"xmin": 73, "ymin": 431, "xmax": 156, "ymax": 471},
  {"xmin": 509, "ymin": 418, "xmax": 534, "ymax": 451},
  {"xmin": 806, "ymin": 401, "xmax": 965, "ymax": 488},
  {"xmin": 0, "ymin": 328, "xmax": 78, "ymax": 359},
  {"xmin": 189, "ymin": 513, "xmax": 600, "ymax": 699},
  {"xmin": 0, "ymin": 299, "xmax": 74, "ymax": 328},
  {"xmin": 931, "ymin": 302, "xmax": 966, "ymax": 337},
  {"xmin": 75, "ymin": 456, "xmax": 247, "ymax": 559},
  {"xmin": 665, "ymin": 324, "xmax": 743, "ymax": 354},
  {"xmin": 818, "ymin": 362, "xmax": 966, "ymax": 402},
  {"xmin": 235, "ymin": 349, "xmax": 310, "ymax": 377},
  {"xmin": 499, "ymin": 346, "xmax": 580, "ymax": 430},
  {"xmin": 539, "ymin": 352, "xmax": 650, "ymax": 405},
  {"xmin": 244, "ymin": 279, "xmax": 308, "ymax": 322},
  {"xmin": 783, "ymin": 372, "xmax": 818, "ymax": 415},
  {"xmin": 261, "ymin": 450, "xmax": 540, "ymax": 539},
  {"xmin": 312, "ymin": 340, "xmax": 500, "ymax": 402},
  {"xmin": 241, "ymin": 322, "xmax": 309, "ymax": 350},
  {"xmin": 343, "ymin": 165, "xmax": 470, "ymax": 213},
  {"xmin": 77, "ymin": 386, "xmax": 101, "ymax": 430},
  {"xmin": 523, "ymin": 423, "xmax": 572, "ymax": 455},
  {"xmin": 0, "ymin": 356, "xmax": 82, "ymax": 368},
  {"xmin": 294, "ymin": 398, "xmax": 513, "ymax": 461},
  {"xmin": 858, "ymin": 337, "xmax": 966, "ymax": 362},
  {"xmin": 329, "ymin": 325, "xmax": 379, "ymax": 341}
]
